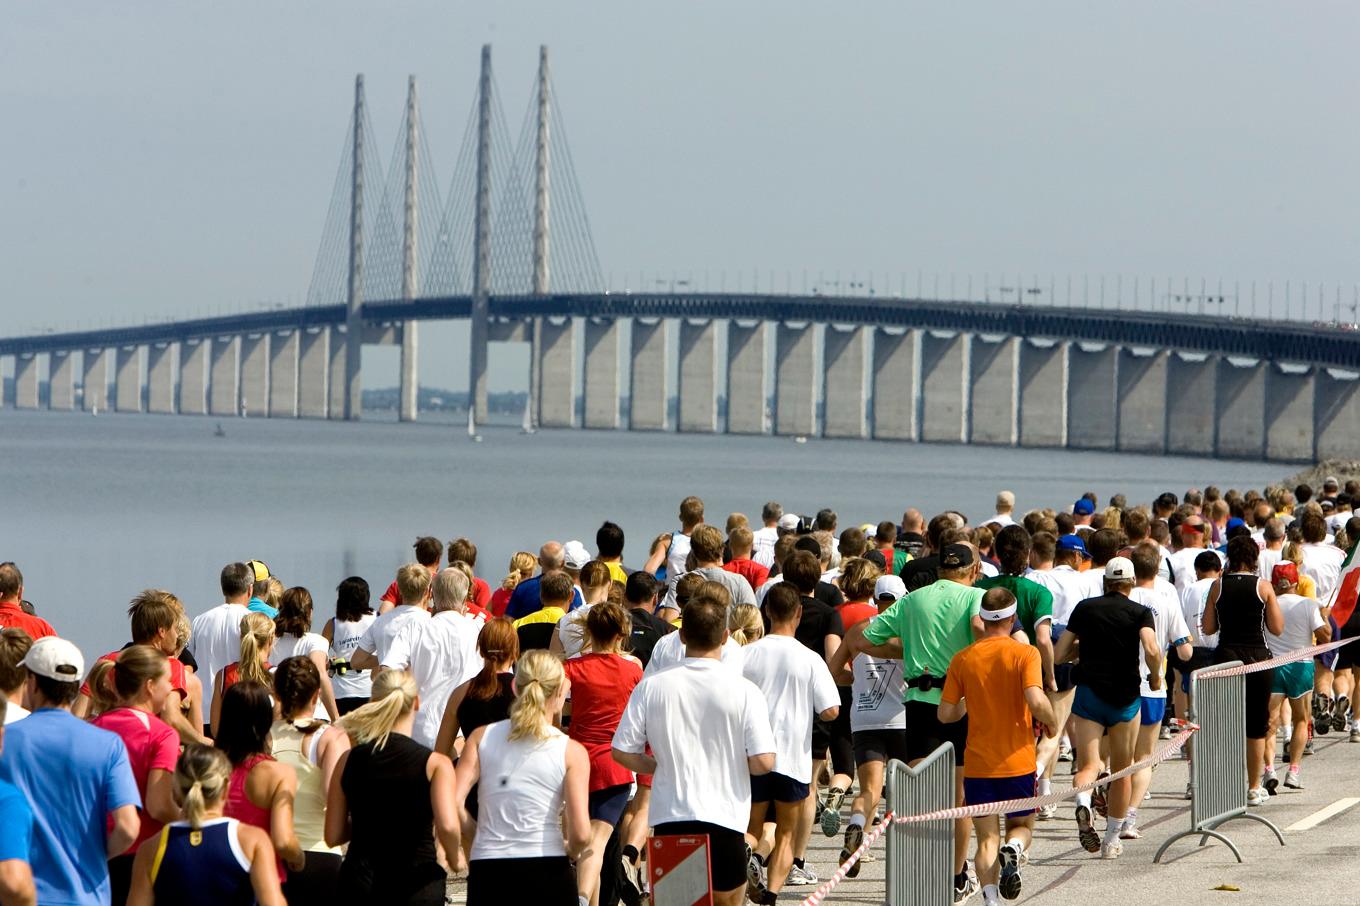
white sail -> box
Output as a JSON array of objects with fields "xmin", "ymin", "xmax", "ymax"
[
  {"xmin": 467, "ymin": 406, "xmax": 476, "ymax": 438},
  {"xmin": 521, "ymin": 395, "xmax": 535, "ymax": 434}
]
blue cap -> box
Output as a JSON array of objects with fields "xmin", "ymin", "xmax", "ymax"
[
  {"xmin": 1226, "ymin": 517, "xmax": 1246, "ymax": 532},
  {"xmin": 1073, "ymin": 498, "xmax": 1095, "ymax": 516},
  {"xmin": 1057, "ymin": 533, "xmax": 1090, "ymax": 557}
]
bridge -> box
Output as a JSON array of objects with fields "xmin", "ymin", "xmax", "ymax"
[{"xmin": 2, "ymin": 46, "xmax": 1357, "ymax": 463}]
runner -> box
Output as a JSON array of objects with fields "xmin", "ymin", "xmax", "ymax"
[
  {"xmin": 729, "ymin": 603, "xmax": 765, "ymax": 645},
  {"xmin": 351, "ymin": 562, "xmax": 433, "ymax": 671},
  {"xmin": 514, "ymin": 572, "xmax": 576, "ymax": 651},
  {"xmin": 940, "ymin": 587, "xmax": 1058, "ymax": 906},
  {"xmin": 457, "ymin": 651, "xmax": 591, "ymax": 906},
  {"xmin": 379, "ymin": 537, "xmax": 444, "ymax": 609},
  {"xmin": 1054, "ymin": 557, "xmax": 1160, "ymax": 859},
  {"xmin": 0, "ymin": 629, "xmax": 31, "ymax": 726},
  {"xmin": 551, "ymin": 560, "xmax": 615, "ymax": 659},
  {"xmin": 0, "ymin": 563, "xmax": 55, "ymax": 641},
  {"xmin": 321, "ymin": 576, "xmax": 377, "ymax": 715},
  {"xmin": 210, "ymin": 611, "xmax": 276, "ymax": 737},
  {"xmin": 0, "ymin": 695, "xmax": 35, "ymax": 905},
  {"xmin": 490, "ymin": 551, "xmax": 537, "ymax": 618},
  {"xmin": 1264, "ymin": 563, "xmax": 1328, "ymax": 791},
  {"xmin": 189, "ymin": 562, "xmax": 254, "ymax": 727},
  {"xmin": 271, "ymin": 586, "xmax": 340, "ymax": 722},
  {"xmin": 126, "ymin": 744, "xmax": 286, "ymax": 906}
]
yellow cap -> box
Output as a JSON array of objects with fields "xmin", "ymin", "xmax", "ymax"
[{"xmin": 246, "ymin": 559, "xmax": 271, "ymax": 583}]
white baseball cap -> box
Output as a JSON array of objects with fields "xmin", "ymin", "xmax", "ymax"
[
  {"xmin": 874, "ymin": 575, "xmax": 907, "ymax": 601},
  {"xmin": 1104, "ymin": 557, "xmax": 1135, "ymax": 581},
  {"xmin": 19, "ymin": 636, "xmax": 85, "ymax": 683},
  {"xmin": 562, "ymin": 540, "xmax": 591, "ymax": 570},
  {"xmin": 778, "ymin": 514, "xmax": 801, "ymax": 531}
]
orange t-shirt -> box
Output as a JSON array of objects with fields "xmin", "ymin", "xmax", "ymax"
[{"xmin": 940, "ymin": 636, "xmax": 1042, "ymax": 779}]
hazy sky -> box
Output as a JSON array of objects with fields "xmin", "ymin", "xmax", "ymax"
[{"xmin": 3, "ymin": 2, "xmax": 1357, "ymax": 391}]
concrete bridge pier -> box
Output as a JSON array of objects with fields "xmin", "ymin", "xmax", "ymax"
[
  {"xmin": 583, "ymin": 318, "xmax": 618, "ymax": 429},
  {"xmin": 209, "ymin": 337, "xmax": 240, "ymax": 417},
  {"xmin": 1166, "ymin": 353, "xmax": 1215, "ymax": 455},
  {"xmin": 1018, "ymin": 339, "xmax": 1066, "ymax": 447},
  {"xmin": 84, "ymin": 348, "xmax": 110, "ymax": 413},
  {"xmin": 298, "ymin": 329, "xmax": 329, "ymax": 418},
  {"xmin": 115, "ymin": 346, "xmax": 141, "ymax": 413},
  {"xmin": 537, "ymin": 317, "xmax": 576, "ymax": 428},
  {"xmin": 967, "ymin": 335, "xmax": 1017, "ymax": 445},
  {"xmin": 872, "ymin": 328, "xmax": 917, "ymax": 441},
  {"xmin": 775, "ymin": 322, "xmax": 816, "ymax": 437},
  {"xmin": 269, "ymin": 331, "xmax": 298, "ymax": 418},
  {"xmin": 823, "ymin": 324, "xmax": 869, "ymax": 439},
  {"xmin": 726, "ymin": 320, "xmax": 767, "ymax": 435},
  {"xmin": 14, "ymin": 354, "xmax": 39, "ymax": 409},
  {"xmin": 49, "ymin": 351, "xmax": 74, "ymax": 411},
  {"xmin": 240, "ymin": 334, "xmax": 269, "ymax": 418},
  {"xmin": 147, "ymin": 344, "xmax": 176, "ymax": 414},
  {"xmin": 326, "ymin": 326, "xmax": 348, "ymax": 421},
  {"xmin": 629, "ymin": 318, "xmax": 668, "ymax": 430},
  {"xmin": 1066, "ymin": 343, "xmax": 1117, "ymax": 450},
  {"xmin": 919, "ymin": 331, "xmax": 969, "ymax": 443},
  {"xmin": 178, "ymin": 341, "xmax": 207, "ymax": 415},
  {"xmin": 1215, "ymin": 358, "xmax": 1266, "ymax": 459},
  {"xmin": 1264, "ymin": 364, "xmax": 1315, "ymax": 462},
  {"xmin": 1116, "ymin": 348, "xmax": 1168, "ymax": 453},
  {"xmin": 1316, "ymin": 369, "xmax": 1360, "ymax": 459},
  {"xmin": 678, "ymin": 319, "xmax": 717, "ymax": 433}
]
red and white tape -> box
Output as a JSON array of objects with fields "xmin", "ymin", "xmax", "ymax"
[
  {"xmin": 1196, "ymin": 636, "xmax": 1359, "ymax": 678},
  {"xmin": 799, "ymin": 809, "xmax": 894, "ymax": 906}
]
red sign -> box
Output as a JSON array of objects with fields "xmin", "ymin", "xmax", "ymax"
[{"xmin": 650, "ymin": 834, "xmax": 713, "ymax": 906}]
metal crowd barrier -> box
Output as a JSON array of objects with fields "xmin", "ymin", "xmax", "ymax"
[
  {"xmin": 1153, "ymin": 660, "xmax": 1285, "ymax": 862},
  {"xmin": 886, "ymin": 744, "xmax": 955, "ymax": 906}
]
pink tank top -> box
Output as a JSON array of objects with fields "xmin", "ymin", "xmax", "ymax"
[{"xmin": 225, "ymin": 753, "xmax": 285, "ymax": 880}]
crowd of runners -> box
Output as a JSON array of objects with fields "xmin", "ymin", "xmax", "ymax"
[{"xmin": 0, "ymin": 477, "xmax": 1356, "ymax": 906}]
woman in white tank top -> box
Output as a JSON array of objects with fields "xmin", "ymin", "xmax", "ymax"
[
  {"xmin": 455, "ymin": 650, "xmax": 591, "ymax": 906},
  {"xmin": 323, "ymin": 577, "xmax": 378, "ymax": 713}
]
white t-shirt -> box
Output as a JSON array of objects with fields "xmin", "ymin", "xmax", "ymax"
[
  {"xmin": 189, "ymin": 602, "xmax": 250, "ymax": 719},
  {"xmin": 740, "ymin": 635, "xmax": 840, "ymax": 783},
  {"xmin": 3, "ymin": 701, "xmax": 29, "ymax": 725},
  {"xmin": 1267, "ymin": 593, "xmax": 1325, "ymax": 658},
  {"xmin": 666, "ymin": 532, "xmax": 692, "ymax": 580},
  {"xmin": 273, "ymin": 632, "xmax": 332, "ymax": 719},
  {"xmin": 850, "ymin": 654, "xmax": 906, "ymax": 733},
  {"xmin": 357, "ymin": 604, "xmax": 428, "ymax": 664},
  {"xmin": 381, "ymin": 610, "xmax": 483, "ymax": 748},
  {"xmin": 1024, "ymin": 566, "xmax": 1088, "ymax": 630},
  {"xmin": 1181, "ymin": 577, "xmax": 1220, "ymax": 649},
  {"xmin": 1168, "ymin": 547, "xmax": 1223, "ymax": 597},
  {"xmin": 1301, "ymin": 543, "xmax": 1346, "ymax": 601},
  {"xmin": 1257, "ymin": 548, "xmax": 1284, "ymax": 584},
  {"xmin": 751, "ymin": 526, "xmax": 779, "ymax": 568},
  {"xmin": 983, "ymin": 513, "xmax": 1016, "ymax": 529},
  {"xmin": 613, "ymin": 658, "xmax": 775, "ymax": 833},
  {"xmin": 555, "ymin": 605, "xmax": 593, "ymax": 660},
  {"xmin": 1130, "ymin": 585, "xmax": 1191, "ymax": 699},
  {"xmin": 643, "ymin": 633, "xmax": 744, "ymax": 677},
  {"xmin": 328, "ymin": 614, "xmax": 378, "ymax": 700}
]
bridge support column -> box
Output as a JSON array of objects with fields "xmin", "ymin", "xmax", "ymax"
[
  {"xmin": 919, "ymin": 331, "xmax": 968, "ymax": 443},
  {"xmin": 327, "ymin": 327, "xmax": 349, "ymax": 421},
  {"xmin": 269, "ymin": 331, "xmax": 298, "ymax": 418},
  {"xmin": 629, "ymin": 319, "xmax": 668, "ymax": 430},
  {"xmin": 209, "ymin": 337, "xmax": 239, "ymax": 417},
  {"xmin": 298, "ymin": 329, "xmax": 329, "ymax": 418},
  {"xmin": 177, "ymin": 341, "xmax": 207, "ymax": 415},
  {"xmin": 1018, "ymin": 340, "xmax": 1066, "ymax": 447},
  {"xmin": 84, "ymin": 348, "xmax": 110, "ymax": 413},
  {"xmin": 49, "ymin": 351, "xmax": 74, "ymax": 411},
  {"xmin": 1066, "ymin": 343, "xmax": 1117, "ymax": 450},
  {"xmin": 726, "ymin": 321, "xmax": 767, "ymax": 435},
  {"xmin": 968, "ymin": 335, "xmax": 1017, "ymax": 445},
  {"xmin": 1316, "ymin": 370, "xmax": 1360, "ymax": 460},
  {"xmin": 14, "ymin": 354, "xmax": 39, "ymax": 409},
  {"xmin": 823, "ymin": 325, "xmax": 868, "ymax": 439},
  {"xmin": 1116, "ymin": 349, "xmax": 1167, "ymax": 453},
  {"xmin": 115, "ymin": 346, "xmax": 141, "ymax": 412},
  {"xmin": 872, "ymin": 328, "xmax": 917, "ymax": 441},
  {"xmin": 240, "ymin": 334, "xmax": 269, "ymax": 418},
  {"xmin": 1166, "ymin": 353, "xmax": 1215, "ymax": 455},
  {"xmin": 1215, "ymin": 358, "xmax": 1266, "ymax": 459},
  {"xmin": 583, "ymin": 318, "xmax": 618, "ymax": 429},
  {"xmin": 1264, "ymin": 364, "xmax": 1315, "ymax": 463},
  {"xmin": 533, "ymin": 317, "xmax": 575, "ymax": 428},
  {"xmin": 400, "ymin": 322, "xmax": 418, "ymax": 422},
  {"xmin": 678, "ymin": 319, "xmax": 717, "ymax": 433},
  {"xmin": 775, "ymin": 323, "xmax": 816, "ymax": 436},
  {"xmin": 147, "ymin": 344, "xmax": 175, "ymax": 414}
]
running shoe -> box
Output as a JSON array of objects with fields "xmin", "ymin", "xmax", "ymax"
[
  {"xmin": 1246, "ymin": 787, "xmax": 1269, "ymax": 807},
  {"xmin": 787, "ymin": 864, "xmax": 818, "ymax": 886},
  {"xmin": 1100, "ymin": 838, "xmax": 1123, "ymax": 860},
  {"xmin": 997, "ymin": 843, "xmax": 1023, "ymax": 900},
  {"xmin": 1284, "ymin": 768, "xmax": 1302, "ymax": 790},
  {"xmin": 821, "ymin": 787, "xmax": 847, "ymax": 836},
  {"xmin": 1091, "ymin": 772, "xmax": 1110, "ymax": 818},
  {"xmin": 1332, "ymin": 695, "xmax": 1350, "ymax": 734},
  {"xmin": 745, "ymin": 848, "xmax": 768, "ymax": 903},
  {"xmin": 1158, "ymin": 724, "xmax": 1171, "ymax": 740},
  {"xmin": 841, "ymin": 823, "xmax": 865, "ymax": 879},
  {"xmin": 1075, "ymin": 804, "xmax": 1100, "ymax": 853},
  {"xmin": 1263, "ymin": 766, "xmax": 1279, "ymax": 795},
  {"xmin": 1037, "ymin": 802, "xmax": 1058, "ymax": 820},
  {"xmin": 1184, "ymin": 782, "xmax": 1193, "ymax": 801},
  {"xmin": 953, "ymin": 871, "xmax": 980, "ymax": 904},
  {"xmin": 1313, "ymin": 693, "xmax": 1331, "ymax": 726},
  {"xmin": 1119, "ymin": 821, "xmax": 1142, "ymax": 840},
  {"xmin": 1058, "ymin": 740, "xmax": 1074, "ymax": 762},
  {"xmin": 1351, "ymin": 726, "xmax": 1360, "ymax": 744},
  {"xmin": 619, "ymin": 855, "xmax": 644, "ymax": 906}
]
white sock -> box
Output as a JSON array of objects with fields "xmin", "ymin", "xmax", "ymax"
[
  {"xmin": 1103, "ymin": 822, "xmax": 1122, "ymax": 844},
  {"xmin": 849, "ymin": 813, "xmax": 866, "ymax": 829},
  {"xmin": 1039, "ymin": 777, "xmax": 1052, "ymax": 796},
  {"xmin": 983, "ymin": 883, "xmax": 1000, "ymax": 904},
  {"xmin": 1076, "ymin": 790, "xmax": 1092, "ymax": 808},
  {"xmin": 1123, "ymin": 808, "xmax": 1138, "ymax": 826},
  {"xmin": 1036, "ymin": 762, "xmax": 1045, "ymax": 779}
]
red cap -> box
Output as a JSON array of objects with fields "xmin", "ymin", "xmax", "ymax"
[{"xmin": 1271, "ymin": 562, "xmax": 1299, "ymax": 588}]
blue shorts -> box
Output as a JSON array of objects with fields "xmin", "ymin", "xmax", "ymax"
[
  {"xmin": 1271, "ymin": 660, "xmax": 1315, "ymax": 700},
  {"xmin": 963, "ymin": 773, "xmax": 1037, "ymax": 818},
  {"xmin": 588, "ymin": 783, "xmax": 632, "ymax": 825},
  {"xmin": 750, "ymin": 771, "xmax": 810, "ymax": 804},
  {"xmin": 1139, "ymin": 696, "xmax": 1167, "ymax": 726},
  {"xmin": 1072, "ymin": 685, "xmax": 1140, "ymax": 728}
]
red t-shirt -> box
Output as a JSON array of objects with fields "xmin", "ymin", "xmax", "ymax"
[
  {"xmin": 91, "ymin": 707, "xmax": 180, "ymax": 849},
  {"xmin": 0, "ymin": 601, "xmax": 56, "ymax": 641},
  {"xmin": 562, "ymin": 653, "xmax": 643, "ymax": 792},
  {"xmin": 724, "ymin": 558, "xmax": 770, "ymax": 590},
  {"xmin": 80, "ymin": 651, "xmax": 188, "ymax": 700},
  {"xmin": 836, "ymin": 601, "xmax": 878, "ymax": 632},
  {"xmin": 489, "ymin": 587, "xmax": 513, "ymax": 617}
]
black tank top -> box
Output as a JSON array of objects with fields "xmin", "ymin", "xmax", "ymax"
[
  {"xmin": 339, "ymin": 734, "xmax": 445, "ymax": 899},
  {"xmin": 457, "ymin": 673, "xmax": 515, "ymax": 735},
  {"xmin": 1214, "ymin": 573, "xmax": 1270, "ymax": 659}
]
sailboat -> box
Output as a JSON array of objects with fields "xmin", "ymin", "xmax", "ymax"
[
  {"xmin": 467, "ymin": 407, "xmax": 483, "ymax": 443},
  {"xmin": 520, "ymin": 395, "xmax": 536, "ymax": 435}
]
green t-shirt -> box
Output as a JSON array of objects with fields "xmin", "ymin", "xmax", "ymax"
[
  {"xmin": 975, "ymin": 574, "xmax": 1054, "ymax": 646},
  {"xmin": 862, "ymin": 579, "xmax": 984, "ymax": 705}
]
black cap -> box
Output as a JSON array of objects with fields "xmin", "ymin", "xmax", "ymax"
[
  {"xmin": 864, "ymin": 549, "xmax": 887, "ymax": 570},
  {"xmin": 940, "ymin": 544, "xmax": 975, "ymax": 569}
]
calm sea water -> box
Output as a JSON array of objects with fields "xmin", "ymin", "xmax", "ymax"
[{"xmin": 0, "ymin": 409, "xmax": 1283, "ymax": 658}]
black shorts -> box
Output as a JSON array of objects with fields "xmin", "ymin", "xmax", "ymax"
[
  {"xmin": 1215, "ymin": 646, "xmax": 1274, "ymax": 739},
  {"xmin": 652, "ymin": 821, "xmax": 748, "ymax": 893},
  {"xmin": 468, "ymin": 856, "xmax": 575, "ymax": 906},
  {"xmin": 750, "ymin": 771, "xmax": 811, "ymax": 804},
  {"xmin": 1053, "ymin": 663, "xmax": 1077, "ymax": 693},
  {"xmin": 1334, "ymin": 617, "xmax": 1360, "ymax": 670},
  {"xmin": 903, "ymin": 699, "xmax": 967, "ymax": 766},
  {"xmin": 588, "ymin": 784, "xmax": 632, "ymax": 825},
  {"xmin": 853, "ymin": 728, "xmax": 911, "ymax": 765}
]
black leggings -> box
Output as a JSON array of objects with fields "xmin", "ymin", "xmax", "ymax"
[
  {"xmin": 282, "ymin": 851, "xmax": 342, "ymax": 905},
  {"xmin": 1216, "ymin": 646, "xmax": 1274, "ymax": 739},
  {"xmin": 468, "ymin": 856, "xmax": 576, "ymax": 906}
]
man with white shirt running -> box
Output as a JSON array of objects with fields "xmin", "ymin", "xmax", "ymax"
[
  {"xmin": 644, "ymin": 582, "xmax": 744, "ymax": 676},
  {"xmin": 351, "ymin": 562, "xmax": 431, "ymax": 671},
  {"xmin": 188, "ymin": 562, "xmax": 253, "ymax": 728},
  {"xmin": 752, "ymin": 502, "xmax": 782, "ymax": 569},
  {"xmin": 612, "ymin": 593, "xmax": 776, "ymax": 906}
]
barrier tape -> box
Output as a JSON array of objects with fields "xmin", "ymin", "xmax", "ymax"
[
  {"xmin": 799, "ymin": 809, "xmax": 894, "ymax": 906},
  {"xmin": 1196, "ymin": 636, "xmax": 1359, "ymax": 678}
]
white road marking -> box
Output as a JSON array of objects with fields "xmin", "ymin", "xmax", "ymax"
[{"xmin": 1285, "ymin": 797, "xmax": 1360, "ymax": 832}]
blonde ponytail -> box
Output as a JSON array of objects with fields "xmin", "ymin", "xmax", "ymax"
[
  {"xmin": 237, "ymin": 612, "xmax": 275, "ymax": 688},
  {"xmin": 174, "ymin": 744, "xmax": 231, "ymax": 831},
  {"xmin": 501, "ymin": 551, "xmax": 537, "ymax": 592},
  {"xmin": 85, "ymin": 660, "xmax": 119, "ymax": 716},
  {"xmin": 508, "ymin": 650, "xmax": 564, "ymax": 742},
  {"xmin": 339, "ymin": 670, "xmax": 417, "ymax": 751}
]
